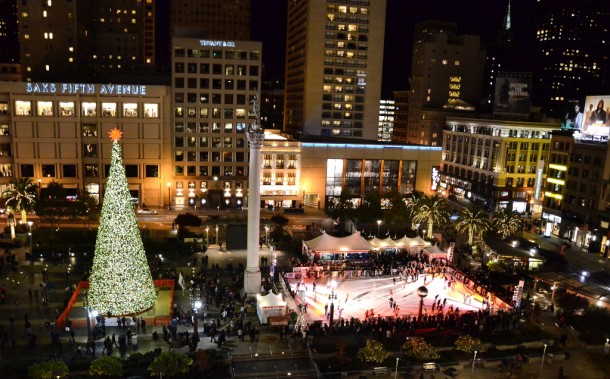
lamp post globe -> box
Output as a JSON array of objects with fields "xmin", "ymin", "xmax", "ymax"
[{"xmin": 417, "ymin": 286, "xmax": 428, "ymax": 324}]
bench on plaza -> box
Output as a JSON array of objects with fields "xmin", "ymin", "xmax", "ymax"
[
  {"xmin": 422, "ymin": 362, "xmax": 439, "ymax": 372},
  {"xmin": 373, "ymin": 366, "xmax": 389, "ymax": 375}
]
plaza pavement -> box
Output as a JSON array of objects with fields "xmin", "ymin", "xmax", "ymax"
[{"xmin": 0, "ymin": 209, "xmax": 609, "ymax": 378}]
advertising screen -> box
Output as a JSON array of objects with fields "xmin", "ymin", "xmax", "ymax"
[
  {"xmin": 581, "ymin": 95, "xmax": 610, "ymax": 136},
  {"xmin": 493, "ymin": 73, "xmax": 532, "ymax": 116}
]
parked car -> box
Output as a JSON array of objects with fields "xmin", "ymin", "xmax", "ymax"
[{"xmin": 136, "ymin": 208, "xmax": 157, "ymax": 215}]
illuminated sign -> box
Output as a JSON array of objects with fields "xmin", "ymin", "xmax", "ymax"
[
  {"xmin": 548, "ymin": 164, "xmax": 567, "ymax": 171},
  {"xmin": 546, "ymin": 178, "xmax": 565, "ymax": 185},
  {"xmin": 534, "ymin": 160, "xmax": 545, "ymax": 201},
  {"xmin": 544, "ymin": 192, "xmax": 563, "ymax": 200},
  {"xmin": 25, "ymin": 83, "xmax": 147, "ymax": 96},
  {"xmin": 199, "ymin": 39, "xmax": 236, "ymax": 47}
]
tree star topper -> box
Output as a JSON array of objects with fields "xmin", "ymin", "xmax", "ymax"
[{"xmin": 108, "ymin": 128, "xmax": 123, "ymax": 141}]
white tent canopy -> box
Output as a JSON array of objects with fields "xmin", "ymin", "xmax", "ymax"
[
  {"xmin": 394, "ymin": 236, "xmax": 430, "ymax": 247},
  {"xmin": 423, "ymin": 245, "xmax": 447, "ymax": 260},
  {"xmin": 256, "ymin": 292, "xmax": 287, "ymax": 324},
  {"xmin": 369, "ymin": 237, "xmax": 397, "ymax": 249},
  {"xmin": 303, "ymin": 232, "xmax": 373, "ymax": 252}
]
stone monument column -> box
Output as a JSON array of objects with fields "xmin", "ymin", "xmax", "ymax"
[{"xmin": 244, "ymin": 96, "xmax": 263, "ymax": 296}]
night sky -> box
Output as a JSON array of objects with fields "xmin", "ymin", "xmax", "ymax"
[{"xmin": 252, "ymin": 0, "xmax": 536, "ymax": 97}]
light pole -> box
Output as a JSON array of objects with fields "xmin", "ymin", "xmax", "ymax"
[
  {"xmin": 302, "ymin": 186, "xmax": 306, "ymax": 207},
  {"xmin": 27, "ymin": 220, "xmax": 33, "ymax": 254},
  {"xmin": 540, "ymin": 343, "xmax": 548, "ymax": 373},
  {"xmin": 205, "ymin": 227, "xmax": 209, "ymax": 246},
  {"xmin": 417, "ymin": 286, "xmax": 428, "ymax": 325},
  {"xmin": 193, "ymin": 300, "xmax": 202, "ymax": 336},
  {"xmin": 215, "ymin": 225, "xmax": 219, "ymax": 247},
  {"xmin": 329, "ymin": 280, "xmax": 338, "ymax": 334},
  {"xmin": 471, "ymin": 350, "xmax": 478, "ymax": 373},
  {"xmin": 167, "ymin": 181, "xmax": 171, "ymax": 210},
  {"xmin": 416, "ymin": 223, "xmax": 420, "ymax": 237},
  {"xmin": 265, "ymin": 225, "xmax": 269, "ymax": 246},
  {"xmin": 377, "ymin": 219, "xmax": 382, "ymax": 237},
  {"xmin": 394, "ymin": 357, "xmax": 399, "ymax": 379},
  {"xmin": 37, "ymin": 178, "xmax": 41, "ymax": 198}
]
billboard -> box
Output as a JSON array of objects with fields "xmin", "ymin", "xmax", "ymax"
[
  {"xmin": 581, "ymin": 95, "xmax": 610, "ymax": 136},
  {"xmin": 493, "ymin": 73, "xmax": 532, "ymax": 116}
]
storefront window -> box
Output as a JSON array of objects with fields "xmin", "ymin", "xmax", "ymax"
[
  {"xmin": 15, "ymin": 100, "xmax": 32, "ymax": 116},
  {"xmin": 102, "ymin": 103, "xmax": 116, "ymax": 117},
  {"xmin": 144, "ymin": 103, "xmax": 158, "ymax": 118},
  {"xmin": 123, "ymin": 103, "xmax": 138, "ymax": 117},
  {"xmin": 37, "ymin": 101, "xmax": 53, "ymax": 116},
  {"xmin": 82, "ymin": 102, "xmax": 96, "ymax": 117},
  {"xmin": 59, "ymin": 102, "xmax": 75, "ymax": 116}
]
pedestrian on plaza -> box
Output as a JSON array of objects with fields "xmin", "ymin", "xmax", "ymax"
[
  {"xmin": 558, "ymin": 366, "xmax": 564, "ymax": 379},
  {"xmin": 76, "ymin": 344, "xmax": 82, "ymax": 357},
  {"xmin": 9, "ymin": 314, "xmax": 14, "ymax": 328},
  {"xmin": 28, "ymin": 288, "xmax": 32, "ymax": 302}
]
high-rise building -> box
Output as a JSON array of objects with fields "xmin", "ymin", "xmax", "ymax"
[
  {"xmin": 0, "ymin": 0, "xmax": 19, "ymax": 64},
  {"xmin": 170, "ymin": 37, "xmax": 262, "ymax": 210},
  {"xmin": 535, "ymin": 0, "xmax": 610, "ymax": 117},
  {"xmin": 391, "ymin": 91, "xmax": 409, "ymax": 144},
  {"xmin": 378, "ymin": 99, "xmax": 394, "ymax": 142},
  {"xmin": 17, "ymin": 0, "xmax": 158, "ymax": 83},
  {"xmin": 284, "ymin": 0, "xmax": 387, "ymax": 139},
  {"xmin": 406, "ymin": 20, "xmax": 484, "ymax": 146},
  {"xmin": 170, "ymin": 0, "xmax": 251, "ymax": 40}
]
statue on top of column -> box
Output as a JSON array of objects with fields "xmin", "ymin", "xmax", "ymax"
[{"xmin": 249, "ymin": 92, "xmax": 261, "ymax": 132}]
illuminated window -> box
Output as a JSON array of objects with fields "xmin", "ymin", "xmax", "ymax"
[
  {"xmin": 37, "ymin": 101, "xmax": 53, "ymax": 116},
  {"xmin": 122, "ymin": 103, "xmax": 138, "ymax": 117},
  {"xmin": 15, "ymin": 101, "xmax": 32, "ymax": 116},
  {"xmin": 82, "ymin": 102, "xmax": 96, "ymax": 117},
  {"xmin": 59, "ymin": 102, "xmax": 74, "ymax": 116},
  {"xmin": 102, "ymin": 103, "xmax": 117, "ymax": 117},
  {"xmin": 144, "ymin": 103, "xmax": 158, "ymax": 118}
]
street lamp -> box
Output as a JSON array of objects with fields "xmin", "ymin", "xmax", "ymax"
[
  {"xmin": 302, "ymin": 186, "xmax": 306, "ymax": 207},
  {"xmin": 416, "ymin": 223, "xmax": 420, "ymax": 237},
  {"xmin": 193, "ymin": 300, "xmax": 202, "ymax": 336},
  {"xmin": 37, "ymin": 178, "xmax": 41, "ymax": 198},
  {"xmin": 265, "ymin": 225, "xmax": 269, "ymax": 246},
  {"xmin": 417, "ymin": 285, "xmax": 428, "ymax": 324},
  {"xmin": 205, "ymin": 227, "xmax": 209, "ymax": 246},
  {"xmin": 215, "ymin": 225, "xmax": 219, "ymax": 247},
  {"xmin": 394, "ymin": 358, "xmax": 399, "ymax": 379},
  {"xmin": 376, "ymin": 219, "xmax": 382, "ymax": 237},
  {"xmin": 27, "ymin": 221, "xmax": 33, "ymax": 255},
  {"xmin": 471, "ymin": 350, "xmax": 478, "ymax": 374},
  {"xmin": 329, "ymin": 280, "xmax": 338, "ymax": 333},
  {"xmin": 166, "ymin": 181, "xmax": 172, "ymax": 210},
  {"xmin": 540, "ymin": 343, "xmax": 548, "ymax": 373}
]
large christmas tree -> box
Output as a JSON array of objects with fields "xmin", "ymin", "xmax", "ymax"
[{"xmin": 88, "ymin": 128, "xmax": 157, "ymax": 315}]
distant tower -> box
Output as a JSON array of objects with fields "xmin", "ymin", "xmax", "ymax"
[
  {"xmin": 498, "ymin": 0, "xmax": 513, "ymax": 44},
  {"xmin": 244, "ymin": 95, "xmax": 263, "ymax": 296}
]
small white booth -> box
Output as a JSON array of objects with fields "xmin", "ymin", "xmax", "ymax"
[
  {"xmin": 423, "ymin": 245, "xmax": 447, "ymax": 261},
  {"xmin": 256, "ymin": 292, "xmax": 287, "ymax": 324}
]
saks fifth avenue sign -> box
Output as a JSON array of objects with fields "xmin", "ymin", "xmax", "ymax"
[{"xmin": 25, "ymin": 83, "xmax": 147, "ymax": 96}]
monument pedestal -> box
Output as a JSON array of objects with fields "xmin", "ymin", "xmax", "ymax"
[{"xmin": 244, "ymin": 269, "xmax": 262, "ymax": 297}]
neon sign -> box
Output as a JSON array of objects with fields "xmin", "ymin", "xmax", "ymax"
[{"xmin": 199, "ymin": 39, "xmax": 236, "ymax": 47}]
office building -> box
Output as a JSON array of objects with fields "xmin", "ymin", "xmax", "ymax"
[
  {"xmin": 284, "ymin": 0, "xmax": 387, "ymax": 139},
  {"xmin": 0, "ymin": 0, "xmax": 19, "ymax": 65},
  {"xmin": 391, "ymin": 91, "xmax": 409, "ymax": 144},
  {"xmin": 378, "ymin": 99, "xmax": 395, "ymax": 142},
  {"xmin": 17, "ymin": 0, "xmax": 157, "ymax": 83},
  {"xmin": 440, "ymin": 117, "xmax": 558, "ymax": 212},
  {"xmin": 535, "ymin": 0, "xmax": 610, "ymax": 117},
  {"xmin": 406, "ymin": 20, "xmax": 484, "ymax": 146},
  {"xmin": 170, "ymin": 37, "xmax": 262, "ymax": 210},
  {"xmin": 170, "ymin": 0, "xmax": 251, "ymax": 40},
  {"xmin": 543, "ymin": 129, "xmax": 610, "ymax": 254},
  {"xmin": 0, "ymin": 81, "xmax": 171, "ymax": 206}
]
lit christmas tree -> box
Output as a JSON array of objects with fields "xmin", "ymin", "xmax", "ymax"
[{"xmin": 88, "ymin": 128, "xmax": 157, "ymax": 315}]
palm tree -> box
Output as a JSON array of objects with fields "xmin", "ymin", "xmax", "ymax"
[
  {"xmin": 2, "ymin": 177, "xmax": 36, "ymax": 223},
  {"xmin": 491, "ymin": 209, "xmax": 523, "ymax": 239},
  {"xmin": 411, "ymin": 194, "xmax": 450, "ymax": 239},
  {"xmin": 455, "ymin": 207, "xmax": 490, "ymax": 246}
]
